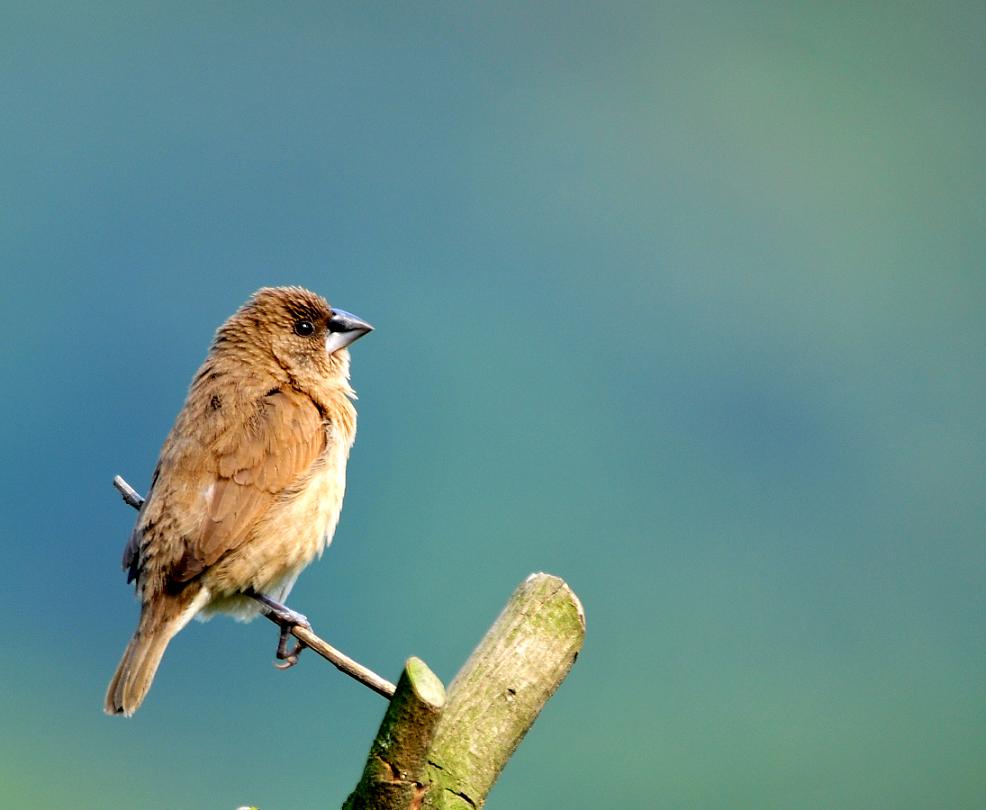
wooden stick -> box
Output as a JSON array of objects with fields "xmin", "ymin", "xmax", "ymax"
[
  {"xmin": 422, "ymin": 573, "xmax": 586, "ymax": 809},
  {"xmin": 112, "ymin": 474, "xmax": 396, "ymax": 700},
  {"xmin": 343, "ymin": 657, "xmax": 446, "ymax": 809}
]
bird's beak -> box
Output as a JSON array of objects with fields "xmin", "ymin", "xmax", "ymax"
[{"xmin": 325, "ymin": 308, "xmax": 373, "ymax": 354}]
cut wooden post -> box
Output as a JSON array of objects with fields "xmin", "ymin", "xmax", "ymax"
[
  {"xmin": 343, "ymin": 657, "xmax": 446, "ymax": 810},
  {"xmin": 421, "ymin": 572, "xmax": 586, "ymax": 809}
]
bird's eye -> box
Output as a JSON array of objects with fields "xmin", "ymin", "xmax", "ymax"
[{"xmin": 294, "ymin": 319, "xmax": 315, "ymax": 337}]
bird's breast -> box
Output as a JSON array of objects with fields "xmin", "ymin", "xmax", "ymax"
[{"xmin": 204, "ymin": 429, "xmax": 350, "ymax": 604}]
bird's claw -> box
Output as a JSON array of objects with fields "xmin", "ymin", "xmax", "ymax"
[
  {"xmin": 274, "ymin": 625, "xmax": 306, "ymax": 669},
  {"xmin": 245, "ymin": 590, "xmax": 311, "ymax": 670}
]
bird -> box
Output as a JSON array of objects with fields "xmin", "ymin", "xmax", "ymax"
[{"xmin": 105, "ymin": 286, "xmax": 372, "ymax": 716}]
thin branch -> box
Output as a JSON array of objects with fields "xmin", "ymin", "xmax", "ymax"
[
  {"xmin": 113, "ymin": 474, "xmax": 145, "ymax": 510},
  {"xmin": 112, "ymin": 474, "xmax": 396, "ymax": 700},
  {"xmin": 285, "ymin": 625, "xmax": 395, "ymax": 700}
]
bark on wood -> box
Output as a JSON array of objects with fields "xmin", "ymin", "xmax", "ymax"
[
  {"xmin": 343, "ymin": 657, "xmax": 446, "ymax": 810},
  {"xmin": 343, "ymin": 573, "xmax": 585, "ymax": 809},
  {"xmin": 421, "ymin": 572, "xmax": 585, "ymax": 809}
]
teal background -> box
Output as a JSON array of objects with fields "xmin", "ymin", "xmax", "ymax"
[{"xmin": 2, "ymin": 3, "xmax": 984, "ymax": 808}]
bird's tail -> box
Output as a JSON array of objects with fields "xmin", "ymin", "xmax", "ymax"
[{"xmin": 104, "ymin": 587, "xmax": 208, "ymax": 717}]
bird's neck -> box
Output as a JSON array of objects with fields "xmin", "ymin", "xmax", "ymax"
[
  {"xmin": 314, "ymin": 384, "xmax": 358, "ymax": 447},
  {"xmin": 292, "ymin": 352, "xmax": 358, "ymax": 446}
]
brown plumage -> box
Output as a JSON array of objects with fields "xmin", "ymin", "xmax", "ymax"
[{"xmin": 105, "ymin": 287, "xmax": 372, "ymax": 716}]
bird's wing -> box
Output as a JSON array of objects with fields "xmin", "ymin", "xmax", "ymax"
[
  {"xmin": 133, "ymin": 387, "xmax": 328, "ymax": 588},
  {"xmin": 201, "ymin": 387, "xmax": 327, "ymax": 558}
]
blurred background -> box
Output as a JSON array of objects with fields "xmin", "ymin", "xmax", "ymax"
[{"xmin": 1, "ymin": 3, "xmax": 983, "ymax": 808}]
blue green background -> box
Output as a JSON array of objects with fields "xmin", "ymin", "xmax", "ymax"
[{"xmin": 2, "ymin": 3, "xmax": 983, "ymax": 808}]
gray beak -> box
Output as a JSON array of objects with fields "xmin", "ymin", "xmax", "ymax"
[{"xmin": 325, "ymin": 308, "xmax": 373, "ymax": 354}]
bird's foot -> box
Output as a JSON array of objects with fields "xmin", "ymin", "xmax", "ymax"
[
  {"xmin": 274, "ymin": 625, "xmax": 305, "ymax": 670},
  {"xmin": 245, "ymin": 589, "xmax": 310, "ymax": 669}
]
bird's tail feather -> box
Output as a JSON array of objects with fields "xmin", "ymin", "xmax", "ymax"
[{"xmin": 104, "ymin": 587, "xmax": 208, "ymax": 717}]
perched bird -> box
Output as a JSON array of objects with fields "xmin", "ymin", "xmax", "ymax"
[{"xmin": 105, "ymin": 286, "xmax": 372, "ymax": 716}]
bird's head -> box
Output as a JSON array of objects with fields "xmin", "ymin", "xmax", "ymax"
[{"xmin": 216, "ymin": 286, "xmax": 373, "ymax": 386}]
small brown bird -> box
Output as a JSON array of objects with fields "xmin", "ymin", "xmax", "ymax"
[{"xmin": 105, "ymin": 286, "xmax": 372, "ymax": 716}]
